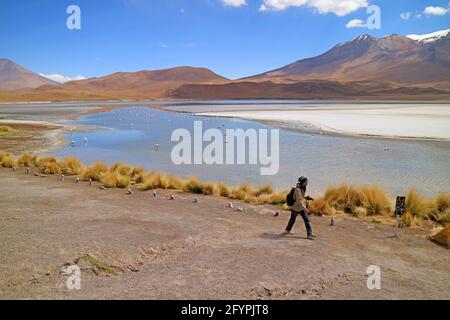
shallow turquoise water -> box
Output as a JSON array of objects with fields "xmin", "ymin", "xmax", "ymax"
[{"xmin": 49, "ymin": 105, "xmax": 450, "ymax": 197}]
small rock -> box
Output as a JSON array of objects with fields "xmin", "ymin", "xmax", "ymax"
[
  {"xmin": 274, "ymin": 212, "xmax": 280, "ymax": 217},
  {"xmin": 193, "ymin": 197, "xmax": 198, "ymax": 203},
  {"xmin": 169, "ymin": 194, "xmax": 175, "ymax": 200},
  {"xmin": 100, "ymin": 186, "xmax": 107, "ymax": 190},
  {"xmin": 329, "ymin": 217, "xmax": 335, "ymax": 226},
  {"xmin": 127, "ymin": 188, "xmax": 134, "ymax": 195},
  {"xmin": 237, "ymin": 207, "xmax": 244, "ymax": 212}
]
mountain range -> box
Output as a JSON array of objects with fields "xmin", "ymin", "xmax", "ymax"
[{"xmin": 1, "ymin": 29, "xmax": 449, "ymax": 102}]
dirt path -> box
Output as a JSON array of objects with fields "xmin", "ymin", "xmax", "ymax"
[{"xmin": 0, "ymin": 168, "xmax": 448, "ymax": 300}]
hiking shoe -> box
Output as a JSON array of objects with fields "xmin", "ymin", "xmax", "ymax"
[{"xmin": 307, "ymin": 234, "xmax": 316, "ymax": 239}]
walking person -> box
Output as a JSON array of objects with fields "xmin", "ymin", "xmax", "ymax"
[{"xmin": 284, "ymin": 176, "xmax": 315, "ymax": 239}]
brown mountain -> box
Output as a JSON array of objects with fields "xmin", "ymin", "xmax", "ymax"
[
  {"xmin": 249, "ymin": 30, "xmax": 450, "ymax": 89},
  {"xmin": 0, "ymin": 59, "xmax": 58, "ymax": 91},
  {"xmin": 2, "ymin": 66, "xmax": 229, "ymax": 101}
]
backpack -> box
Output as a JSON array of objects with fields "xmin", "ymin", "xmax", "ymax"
[{"xmin": 286, "ymin": 187, "xmax": 296, "ymax": 206}]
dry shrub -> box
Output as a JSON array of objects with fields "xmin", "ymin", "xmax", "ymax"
[
  {"xmin": 17, "ymin": 153, "xmax": 37, "ymax": 167},
  {"xmin": 1, "ymin": 155, "xmax": 16, "ymax": 168},
  {"xmin": 131, "ymin": 167, "xmax": 145, "ymax": 182},
  {"xmin": 258, "ymin": 192, "xmax": 285, "ymax": 205},
  {"xmin": 360, "ymin": 186, "xmax": 391, "ymax": 216},
  {"xmin": 167, "ymin": 175, "xmax": 185, "ymax": 190},
  {"xmin": 405, "ymin": 189, "xmax": 432, "ymax": 220},
  {"xmin": 83, "ymin": 162, "xmax": 109, "ymax": 182},
  {"xmin": 0, "ymin": 125, "xmax": 13, "ymax": 132},
  {"xmin": 323, "ymin": 183, "xmax": 362, "ymax": 214},
  {"xmin": 435, "ymin": 193, "xmax": 450, "ymax": 213},
  {"xmin": 100, "ymin": 171, "xmax": 130, "ymax": 188},
  {"xmin": 231, "ymin": 184, "xmax": 253, "ymax": 200},
  {"xmin": 0, "ymin": 151, "xmax": 12, "ymax": 163},
  {"xmin": 217, "ymin": 183, "xmax": 230, "ymax": 197},
  {"xmin": 203, "ymin": 183, "xmax": 220, "ymax": 197},
  {"xmin": 61, "ymin": 157, "xmax": 85, "ymax": 176},
  {"xmin": 140, "ymin": 172, "xmax": 169, "ymax": 190},
  {"xmin": 255, "ymin": 184, "xmax": 274, "ymax": 197},
  {"xmin": 111, "ymin": 162, "xmax": 133, "ymax": 177},
  {"xmin": 184, "ymin": 176, "xmax": 204, "ymax": 194},
  {"xmin": 309, "ymin": 198, "xmax": 331, "ymax": 216},
  {"xmin": 37, "ymin": 156, "xmax": 61, "ymax": 174}
]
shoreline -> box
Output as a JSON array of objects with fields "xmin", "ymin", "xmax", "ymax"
[{"xmin": 195, "ymin": 105, "xmax": 450, "ymax": 142}]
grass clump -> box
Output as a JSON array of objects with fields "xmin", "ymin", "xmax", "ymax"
[
  {"xmin": 184, "ymin": 176, "xmax": 205, "ymax": 194},
  {"xmin": 100, "ymin": 171, "xmax": 130, "ymax": 189},
  {"xmin": 0, "ymin": 151, "xmax": 12, "ymax": 163},
  {"xmin": 83, "ymin": 162, "xmax": 109, "ymax": 182},
  {"xmin": 1, "ymin": 155, "xmax": 16, "ymax": 168},
  {"xmin": 76, "ymin": 255, "xmax": 119, "ymax": 275},
  {"xmin": 360, "ymin": 186, "xmax": 391, "ymax": 216},
  {"xmin": 0, "ymin": 125, "xmax": 13, "ymax": 137},
  {"xmin": 61, "ymin": 157, "xmax": 85, "ymax": 176},
  {"xmin": 111, "ymin": 162, "xmax": 133, "ymax": 177},
  {"xmin": 37, "ymin": 156, "xmax": 61, "ymax": 174},
  {"xmin": 17, "ymin": 153, "xmax": 37, "ymax": 167}
]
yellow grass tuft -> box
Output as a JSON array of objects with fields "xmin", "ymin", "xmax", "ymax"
[
  {"xmin": 203, "ymin": 183, "xmax": 220, "ymax": 197},
  {"xmin": 17, "ymin": 153, "xmax": 37, "ymax": 167},
  {"xmin": 100, "ymin": 171, "xmax": 130, "ymax": 189},
  {"xmin": 309, "ymin": 198, "xmax": 331, "ymax": 216},
  {"xmin": 37, "ymin": 156, "xmax": 61, "ymax": 174},
  {"xmin": 360, "ymin": 186, "xmax": 391, "ymax": 216},
  {"xmin": 255, "ymin": 184, "xmax": 274, "ymax": 197},
  {"xmin": 184, "ymin": 176, "xmax": 204, "ymax": 194},
  {"xmin": 0, "ymin": 125, "xmax": 13, "ymax": 132},
  {"xmin": 0, "ymin": 151, "xmax": 12, "ymax": 163},
  {"xmin": 1, "ymin": 155, "xmax": 16, "ymax": 168},
  {"xmin": 61, "ymin": 157, "xmax": 85, "ymax": 176},
  {"xmin": 217, "ymin": 183, "xmax": 231, "ymax": 197},
  {"xmin": 83, "ymin": 162, "xmax": 109, "ymax": 182},
  {"xmin": 111, "ymin": 162, "xmax": 133, "ymax": 177}
]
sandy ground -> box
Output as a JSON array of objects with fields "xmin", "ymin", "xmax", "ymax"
[
  {"xmin": 0, "ymin": 168, "xmax": 449, "ymax": 300},
  {"xmin": 197, "ymin": 104, "xmax": 450, "ymax": 140}
]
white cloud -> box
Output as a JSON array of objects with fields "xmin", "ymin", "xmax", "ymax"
[
  {"xmin": 259, "ymin": 0, "xmax": 369, "ymax": 16},
  {"xmin": 346, "ymin": 18, "xmax": 366, "ymax": 28},
  {"xmin": 423, "ymin": 6, "xmax": 448, "ymax": 16},
  {"xmin": 221, "ymin": 0, "xmax": 247, "ymax": 7},
  {"xmin": 400, "ymin": 12, "xmax": 412, "ymax": 20},
  {"xmin": 160, "ymin": 43, "xmax": 169, "ymax": 48},
  {"xmin": 39, "ymin": 73, "xmax": 86, "ymax": 83}
]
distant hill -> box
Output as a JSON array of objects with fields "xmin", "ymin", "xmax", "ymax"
[
  {"xmin": 0, "ymin": 59, "xmax": 58, "ymax": 91},
  {"xmin": 248, "ymin": 29, "xmax": 450, "ymax": 90},
  {"xmin": 1, "ymin": 29, "xmax": 449, "ymax": 102}
]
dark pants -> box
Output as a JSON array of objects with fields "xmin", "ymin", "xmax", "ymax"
[{"xmin": 286, "ymin": 210, "xmax": 313, "ymax": 236}]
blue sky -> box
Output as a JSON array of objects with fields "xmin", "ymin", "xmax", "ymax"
[{"xmin": 0, "ymin": 0, "xmax": 449, "ymax": 80}]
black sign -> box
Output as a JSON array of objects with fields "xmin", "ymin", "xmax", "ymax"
[{"xmin": 395, "ymin": 196, "xmax": 406, "ymax": 216}]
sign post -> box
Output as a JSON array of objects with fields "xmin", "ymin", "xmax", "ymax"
[{"xmin": 394, "ymin": 196, "xmax": 406, "ymax": 238}]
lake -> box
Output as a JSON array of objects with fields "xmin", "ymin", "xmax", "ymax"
[{"xmin": 39, "ymin": 101, "xmax": 450, "ymax": 197}]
